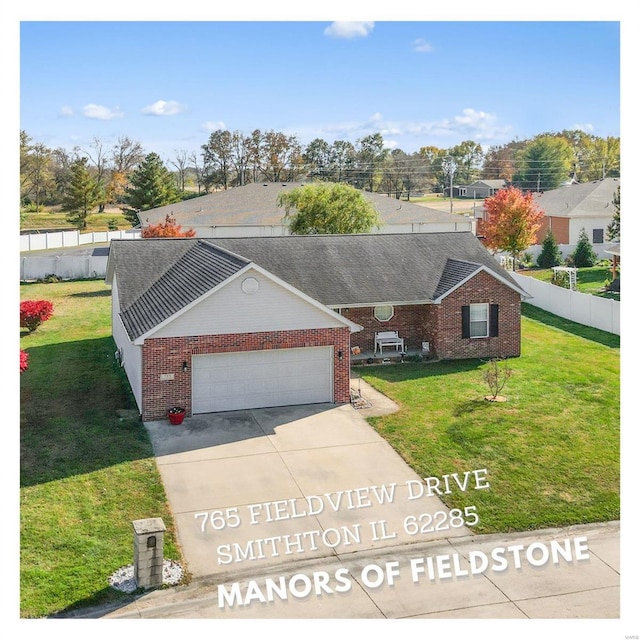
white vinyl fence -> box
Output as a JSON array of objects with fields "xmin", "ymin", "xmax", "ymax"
[
  {"xmin": 512, "ymin": 273, "xmax": 620, "ymax": 335},
  {"xmin": 20, "ymin": 229, "xmax": 141, "ymax": 281},
  {"xmin": 20, "ymin": 228, "xmax": 140, "ymax": 252},
  {"xmin": 20, "ymin": 254, "xmax": 109, "ymax": 281}
]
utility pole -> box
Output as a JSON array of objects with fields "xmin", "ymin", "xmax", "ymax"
[{"xmin": 443, "ymin": 155, "xmax": 455, "ymax": 214}]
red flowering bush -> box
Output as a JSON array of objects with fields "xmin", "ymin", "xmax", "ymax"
[
  {"xmin": 20, "ymin": 300, "xmax": 54, "ymax": 332},
  {"xmin": 20, "ymin": 350, "xmax": 29, "ymax": 373}
]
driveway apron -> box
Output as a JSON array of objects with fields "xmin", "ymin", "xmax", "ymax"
[{"xmin": 144, "ymin": 402, "xmax": 473, "ymax": 579}]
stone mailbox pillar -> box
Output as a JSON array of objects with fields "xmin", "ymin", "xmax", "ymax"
[{"xmin": 132, "ymin": 517, "xmax": 166, "ymax": 590}]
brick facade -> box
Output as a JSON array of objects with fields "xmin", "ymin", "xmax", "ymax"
[
  {"xmin": 141, "ymin": 327, "xmax": 351, "ymax": 421},
  {"xmin": 342, "ymin": 304, "xmax": 436, "ymax": 353},
  {"xmin": 437, "ymin": 270, "xmax": 521, "ymax": 360},
  {"xmin": 341, "ymin": 271, "xmax": 521, "ymax": 361}
]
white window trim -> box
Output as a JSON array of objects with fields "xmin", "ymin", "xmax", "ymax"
[
  {"xmin": 374, "ymin": 305, "xmax": 395, "ymax": 322},
  {"xmin": 470, "ymin": 302, "xmax": 489, "ymax": 338}
]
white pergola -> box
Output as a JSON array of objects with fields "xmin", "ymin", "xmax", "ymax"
[{"xmin": 552, "ymin": 266, "xmax": 577, "ymax": 290}]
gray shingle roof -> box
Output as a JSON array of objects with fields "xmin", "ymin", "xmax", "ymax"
[
  {"xmin": 534, "ymin": 178, "xmax": 620, "ymax": 218},
  {"xmin": 138, "ymin": 182, "xmax": 463, "ymax": 227},
  {"xmin": 107, "ymin": 232, "xmax": 526, "ymax": 340},
  {"xmin": 433, "ymin": 259, "xmax": 483, "ymax": 300},
  {"xmin": 110, "ymin": 239, "xmax": 248, "ymax": 339},
  {"xmin": 211, "ymin": 233, "xmax": 517, "ymax": 306}
]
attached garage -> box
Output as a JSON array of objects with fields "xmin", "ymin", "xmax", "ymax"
[{"xmin": 192, "ymin": 346, "xmax": 334, "ymax": 413}]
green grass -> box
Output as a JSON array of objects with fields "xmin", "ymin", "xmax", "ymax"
[
  {"xmin": 20, "ymin": 280, "xmax": 183, "ymax": 618},
  {"xmin": 520, "ymin": 265, "xmax": 619, "ymax": 299},
  {"xmin": 356, "ymin": 308, "xmax": 619, "ymax": 534},
  {"xmin": 21, "ymin": 210, "xmax": 131, "ymax": 233}
]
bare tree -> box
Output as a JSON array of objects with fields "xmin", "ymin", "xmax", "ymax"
[{"xmin": 171, "ymin": 149, "xmax": 190, "ymax": 193}]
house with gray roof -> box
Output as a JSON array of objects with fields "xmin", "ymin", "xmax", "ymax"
[
  {"xmin": 459, "ymin": 180, "xmax": 507, "ymax": 199},
  {"xmin": 532, "ymin": 178, "xmax": 620, "ymax": 246},
  {"xmin": 137, "ymin": 182, "xmax": 475, "ymax": 237},
  {"xmin": 106, "ymin": 232, "xmax": 528, "ymax": 420}
]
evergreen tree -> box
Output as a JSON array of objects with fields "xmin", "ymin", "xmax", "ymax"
[
  {"xmin": 61, "ymin": 157, "xmax": 102, "ymax": 229},
  {"xmin": 570, "ymin": 228, "xmax": 598, "ymax": 267},
  {"xmin": 537, "ymin": 229, "xmax": 563, "ymax": 268},
  {"xmin": 121, "ymin": 152, "xmax": 181, "ymax": 225},
  {"xmin": 606, "ymin": 185, "xmax": 620, "ymax": 241}
]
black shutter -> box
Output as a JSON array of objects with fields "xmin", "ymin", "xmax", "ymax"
[
  {"xmin": 461, "ymin": 305, "xmax": 471, "ymax": 338},
  {"xmin": 489, "ymin": 304, "xmax": 499, "ymax": 337}
]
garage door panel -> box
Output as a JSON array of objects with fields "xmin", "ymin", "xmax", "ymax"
[{"xmin": 192, "ymin": 347, "xmax": 333, "ymax": 414}]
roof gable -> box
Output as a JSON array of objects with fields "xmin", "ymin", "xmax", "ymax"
[{"xmin": 112, "ymin": 239, "xmax": 248, "ymax": 340}]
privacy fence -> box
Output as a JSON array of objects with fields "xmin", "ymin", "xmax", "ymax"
[
  {"xmin": 20, "ymin": 229, "xmax": 141, "ymax": 281},
  {"xmin": 20, "ymin": 228, "xmax": 140, "ymax": 252},
  {"xmin": 512, "ymin": 273, "xmax": 620, "ymax": 336}
]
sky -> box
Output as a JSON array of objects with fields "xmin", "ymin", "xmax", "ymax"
[{"xmin": 17, "ymin": 18, "xmax": 622, "ymax": 164}]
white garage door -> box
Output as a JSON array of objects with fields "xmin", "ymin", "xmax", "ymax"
[{"xmin": 192, "ymin": 347, "xmax": 334, "ymax": 414}]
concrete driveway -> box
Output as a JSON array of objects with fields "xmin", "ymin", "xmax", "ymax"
[{"xmin": 144, "ymin": 393, "xmax": 473, "ymax": 580}]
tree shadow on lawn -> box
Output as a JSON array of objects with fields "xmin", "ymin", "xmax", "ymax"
[
  {"xmin": 20, "ymin": 336, "xmax": 151, "ymax": 487},
  {"xmin": 522, "ymin": 303, "xmax": 619, "ymax": 349}
]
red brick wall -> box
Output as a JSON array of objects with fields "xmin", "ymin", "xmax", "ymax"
[
  {"xmin": 342, "ymin": 305, "xmax": 435, "ymax": 353},
  {"xmin": 141, "ymin": 327, "xmax": 351, "ymax": 420},
  {"xmin": 535, "ymin": 216, "xmax": 570, "ymax": 244},
  {"xmin": 436, "ymin": 270, "xmax": 521, "ymax": 360}
]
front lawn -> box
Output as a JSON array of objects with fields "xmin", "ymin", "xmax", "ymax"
[
  {"xmin": 356, "ymin": 308, "xmax": 619, "ymax": 534},
  {"xmin": 20, "ymin": 280, "xmax": 183, "ymax": 618}
]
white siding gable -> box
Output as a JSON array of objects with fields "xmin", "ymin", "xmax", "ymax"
[{"xmin": 152, "ymin": 267, "xmax": 346, "ymax": 338}]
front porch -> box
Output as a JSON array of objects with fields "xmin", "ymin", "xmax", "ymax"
[{"xmin": 350, "ymin": 346, "xmax": 434, "ymax": 365}]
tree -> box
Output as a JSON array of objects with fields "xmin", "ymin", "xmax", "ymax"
[
  {"xmin": 61, "ymin": 157, "xmax": 103, "ymax": 229},
  {"xmin": 277, "ymin": 182, "xmax": 381, "ymax": 235},
  {"xmin": 449, "ymin": 139, "xmax": 483, "ymax": 184},
  {"xmin": 483, "ymin": 186, "xmax": 544, "ymax": 266},
  {"xmin": 141, "ymin": 214, "xmax": 196, "ymax": 238},
  {"xmin": 607, "ymin": 185, "xmax": 620, "ymax": 241},
  {"xmin": 201, "ymin": 129, "xmax": 233, "ymax": 191},
  {"xmin": 537, "ymin": 229, "xmax": 563, "ymax": 268},
  {"xmin": 512, "ymin": 136, "xmax": 573, "ymax": 192},
  {"xmin": 570, "ymin": 228, "xmax": 597, "ymax": 267},
  {"xmin": 121, "ymin": 153, "xmax": 181, "ymax": 225},
  {"xmin": 20, "ymin": 132, "xmax": 55, "ymax": 209},
  {"xmin": 353, "ymin": 133, "xmax": 388, "ymax": 192}
]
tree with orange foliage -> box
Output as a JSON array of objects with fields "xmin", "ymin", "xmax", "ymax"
[
  {"xmin": 483, "ymin": 186, "xmax": 544, "ymax": 268},
  {"xmin": 141, "ymin": 214, "xmax": 196, "ymax": 238}
]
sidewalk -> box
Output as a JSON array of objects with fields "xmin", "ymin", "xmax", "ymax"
[{"xmin": 62, "ymin": 521, "xmax": 620, "ymax": 620}]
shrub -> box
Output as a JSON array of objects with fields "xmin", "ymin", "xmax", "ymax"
[
  {"xmin": 483, "ymin": 358, "xmax": 513, "ymax": 400},
  {"xmin": 537, "ymin": 229, "xmax": 563, "ymax": 268},
  {"xmin": 20, "ymin": 350, "xmax": 29, "ymax": 373},
  {"xmin": 570, "ymin": 228, "xmax": 598, "ymax": 268},
  {"xmin": 20, "ymin": 300, "xmax": 54, "ymax": 332}
]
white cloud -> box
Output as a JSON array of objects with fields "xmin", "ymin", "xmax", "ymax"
[
  {"xmin": 82, "ymin": 104, "xmax": 124, "ymax": 120},
  {"xmin": 201, "ymin": 120, "xmax": 227, "ymax": 132},
  {"xmin": 573, "ymin": 122, "xmax": 595, "ymax": 133},
  {"xmin": 412, "ymin": 38, "xmax": 434, "ymax": 53},
  {"xmin": 295, "ymin": 107, "xmax": 511, "ymax": 151},
  {"xmin": 324, "ymin": 22, "xmax": 374, "ymax": 39},
  {"xmin": 141, "ymin": 100, "xmax": 187, "ymax": 116},
  {"xmin": 59, "ymin": 106, "xmax": 74, "ymax": 117}
]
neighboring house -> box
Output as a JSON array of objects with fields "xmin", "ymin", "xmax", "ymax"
[
  {"xmin": 459, "ymin": 180, "xmax": 507, "ymax": 199},
  {"xmin": 532, "ymin": 178, "xmax": 620, "ymax": 246},
  {"xmin": 106, "ymin": 232, "xmax": 528, "ymax": 420},
  {"xmin": 137, "ymin": 182, "xmax": 475, "ymax": 237}
]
